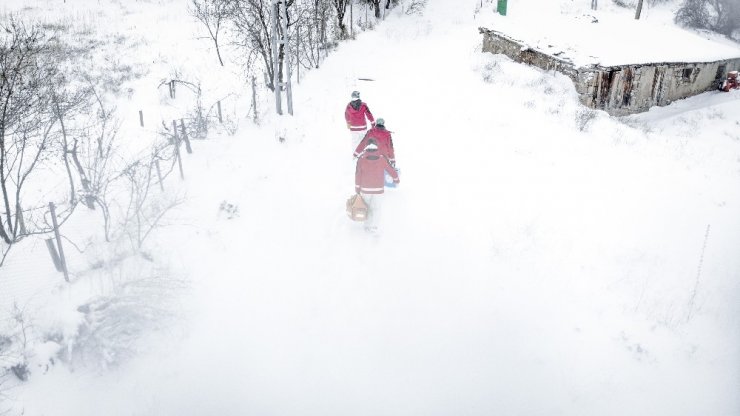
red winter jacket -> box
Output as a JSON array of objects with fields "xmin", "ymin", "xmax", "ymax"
[
  {"xmin": 345, "ymin": 100, "xmax": 375, "ymax": 131},
  {"xmin": 353, "ymin": 126, "xmax": 395, "ymax": 163},
  {"xmin": 355, "ymin": 150, "xmax": 399, "ymax": 194}
]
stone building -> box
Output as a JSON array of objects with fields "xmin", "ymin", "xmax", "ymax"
[{"xmin": 480, "ymin": 27, "xmax": 740, "ymax": 116}]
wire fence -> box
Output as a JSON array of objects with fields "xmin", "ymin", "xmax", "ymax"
[{"xmin": 0, "ymin": 84, "xmax": 249, "ymax": 315}]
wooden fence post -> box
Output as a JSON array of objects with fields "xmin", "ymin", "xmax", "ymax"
[
  {"xmin": 173, "ymin": 122, "xmax": 184, "ymax": 180},
  {"xmin": 252, "ymin": 77, "xmax": 258, "ymax": 124},
  {"xmin": 217, "ymin": 101, "xmax": 223, "ymax": 123},
  {"xmin": 45, "ymin": 239, "xmax": 63, "ymax": 272},
  {"xmin": 155, "ymin": 159, "xmax": 164, "ymax": 191},
  {"xmin": 48, "ymin": 202, "xmax": 69, "ymax": 282},
  {"xmin": 17, "ymin": 203, "xmax": 27, "ymax": 236},
  {"xmin": 139, "ymin": 110, "xmax": 144, "ymax": 127},
  {"xmin": 180, "ymin": 119, "xmax": 193, "ymax": 153}
]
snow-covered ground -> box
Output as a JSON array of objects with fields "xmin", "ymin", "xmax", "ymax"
[
  {"xmin": 1, "ymin": 0, "xmax": 739, "ymax": 415},
  {"xmin": 481, "ymin": 0, "xmax": 740, "ymax": 66}
]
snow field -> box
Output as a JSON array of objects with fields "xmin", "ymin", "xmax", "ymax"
[{"xmin": 2, "ymin": 0, "xmax": 739, "ymax": 415}]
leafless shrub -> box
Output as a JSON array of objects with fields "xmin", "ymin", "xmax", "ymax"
[
  {"xmin": 357, "ymin": 16, "xmax": 376, "ymax": 31},
  {"xmin": 0, "ymin": 303, "xmax": 32, "ymax": 412},
  {"xmin": 190, "ymin": 0, "xmax": 229, "ymax": 66},
  {"xmin": 0, "ymin": 331, "xmax": 18, "ymax": 414},
  {"xmin": 481, "ymin": 60, "xmax": 499, "ymax": 83},
  {"xmin": 611, "ymin": 0, "xmax": 631, "ymax": 8},
  {"xmin": 223, "ymin": 118, "xmax": 240, "ymax": 136},
  {"xmin": 100, "ymin": 141, "xmax": 183, "ymax": 253},
  {"xmin": 619, "ymin": 116, "xmax": 654, "ymax": 134},
  {"xmin": 187, "ymin": 84, "xmax": 210, "ymax": 139},
  {"xmin": 405, "ymin": 0, "xmax": 428, "ymax": 15},
  {"xmin": 576, "ymin": 108, "xmax": 599, "ymax": 131}
]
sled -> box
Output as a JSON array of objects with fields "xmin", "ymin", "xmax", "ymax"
[{"xmin": 346, "ymin": 193, "xmax": 369, "ymax": 221}]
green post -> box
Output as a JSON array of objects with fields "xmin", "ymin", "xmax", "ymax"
[{"xmin": 497, "ymin": 0, "xmax": 508, "ymax": 16}]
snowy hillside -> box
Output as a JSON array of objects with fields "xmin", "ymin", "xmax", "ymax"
[
  {"xmin": 481, "ymin": 0, "xmax": 740, "ymax": 66},
  {"xmin": 1, "ymin": 0, "xmax": 739, "ymax": 415}
]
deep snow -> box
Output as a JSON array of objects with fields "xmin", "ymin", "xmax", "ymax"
[
  {"xmin": 480, "ymin": 0, "xmax": 740, "ymax": 66},
  {"xmin": 1, "ymin": 0, "xmax": 739, "ymax": 415}
]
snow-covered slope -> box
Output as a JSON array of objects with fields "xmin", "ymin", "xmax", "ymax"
[
  {"xmin": 479, "ymin": 0, "xmax": 740, "ymax": 66},
  {"xmin": 2, "ymin": 0, "xmax": 739, "ymax": 415}
]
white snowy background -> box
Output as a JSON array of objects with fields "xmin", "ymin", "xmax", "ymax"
[{"xmin": 1, "ymin": 0, "xmax": 739, "ymax": 415}]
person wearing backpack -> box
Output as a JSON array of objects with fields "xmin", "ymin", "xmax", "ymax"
[
  {"xmin": 353, "ymin": 117, "xmax": 395, "ymax": 166},
  {"xmin": 345, "ymin": 91, "xmax": 375, "ymax": 150},
  {"xmin": 355, "ymin": 139, "xmax": 399, "ymax": 231}
]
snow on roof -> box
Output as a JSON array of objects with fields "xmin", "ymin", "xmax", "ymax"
[{"xmin": 480, "ymin": 5, "xmax": 740, "ymax": 68}]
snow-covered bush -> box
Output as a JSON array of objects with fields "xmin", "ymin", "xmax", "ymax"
[
  {"xmin": 218, "ymin": 201, "xmax": 240, "ymax": 219},
  {"xmin": 481, "ymin": 59, "xmax": 500, "ymax": 83},
  {"xmin": 675, "ymin": 0, "xmax": 740, "ymax": 40},
  {"xmin": 0, "ymin": 334, "xmax": 15, "ymax": 413},
  {"xmin": 66, "ymin": 273, "xmax": 186, "ymax": 371},
  {"xmin": 0, "ymin": 304, "xmax": 31, "ymax": 414},
  {"xmin": 186, "ymin": 91, "xmax": 210, "ymax": 140},
  {"xmin": 675, "ymin": 0, "xmax": 712, "ymax": 30},
  {"xmin": 611, "ymin": 0, "xmax": 671, "ymax": 7},
  {"xmin": 405, "ymin": 0, "xmax": 428, "ymax": 15},
  {"xmin": 575, "ymin": 108, "xmax": 599, "ymax": 131}
]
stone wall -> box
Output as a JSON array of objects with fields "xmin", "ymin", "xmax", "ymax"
[
  {"xmin": 480, "ymin": 27, "xmax": 740, "ymax": 115},
  {"xmin": 480, "ymin": 27, "xmax": 579, "ymax": 79}
]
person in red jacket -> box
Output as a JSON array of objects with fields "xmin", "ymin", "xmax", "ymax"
[
  {"xmin": 353, "ymin": 117, "xmax": 395, "ymax": 166},
  {"xmin": 345, "ymin": 91, "xmax": 375, "ymax": 150},
  {"xmin": 355, "ymin": 139, "xmax": 399, "ymax": 230}
]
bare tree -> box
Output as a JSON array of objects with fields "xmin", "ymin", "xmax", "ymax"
[
  {"xmin": 226, "ymin": 0, "xmax": 296, "ymax": 91},
  {"xmin": 675, "ymin": 0, "xmax": 740, "ymax": 38},
  {"xmin": 294, "ymin": 0, "xmax": 332, "ymax": 69},
  {"xmin": 50, "ymin": 80, "xmax": 95, "ymax": 209},
  {"xmin": 190, "ymin": 0, "xmax": 230, "ymax": 66},
  {"xmin": 227, "ymin": 0, "xmax": 278, "ymax": 89},
  {"xmin": 0, "ymin": 20, "xmax": 58, "ymax": 246},
  {"xmin": 332, "ymin": 0, "xmax": 349, "ymax": 38},
  {"xmin": 368, "ymin": 0, "xmax": 381, "ymax": 18}
]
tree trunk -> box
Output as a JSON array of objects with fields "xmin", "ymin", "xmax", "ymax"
[{"xmin": 214, "ymin": 38, "xmax": 224, "ymax": 66}]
